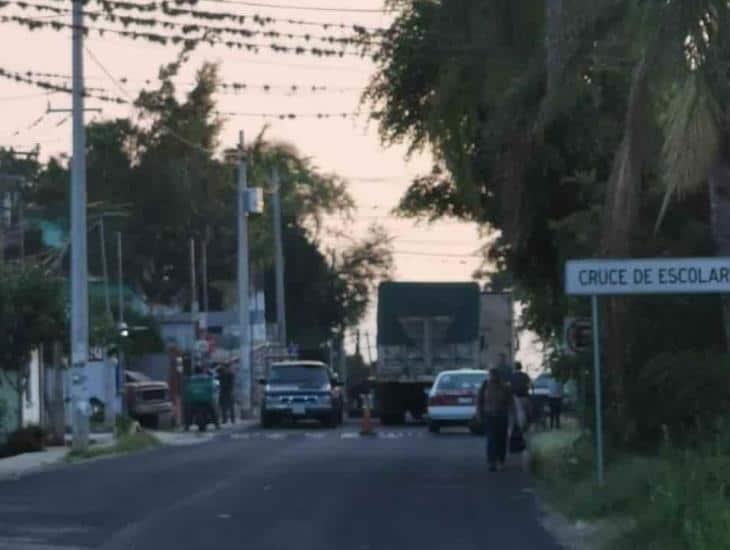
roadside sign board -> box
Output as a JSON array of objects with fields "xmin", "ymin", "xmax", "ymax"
[
  {"xmin": 566, "ymin": 257, "xmax": 730, "ymax": 296},
  {"xmin": 565, "ymin": 255, "xmax": 730, "ymax": 487},
  {"xmin": 563, "ymin": 317, "xmax": 592, "ymax": 354}
]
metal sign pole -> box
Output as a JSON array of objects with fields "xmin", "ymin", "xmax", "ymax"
[{"xmin": 591, "ymin": 295, "xmax": 605, "ymax": 486}]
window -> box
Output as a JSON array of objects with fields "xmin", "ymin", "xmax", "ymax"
[
  {"xmin": 436, "ymin": 372, "xmax": 486, "ymax": 392},
  {"xmin": 269, "ymin": 364, "xmax": 329, "ymax": 386}
]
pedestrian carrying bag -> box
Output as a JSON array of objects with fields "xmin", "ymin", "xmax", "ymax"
[{"xmin": 509, "ymin": 426, "xmax": 526, "ymax": 454}]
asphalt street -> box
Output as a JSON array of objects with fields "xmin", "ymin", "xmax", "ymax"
[{"xmin": 0, "ymin": 420, "xmax": 563, "ymax": 550}]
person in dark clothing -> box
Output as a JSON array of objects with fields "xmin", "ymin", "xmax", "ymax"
[
  {"xmin": 547, "ymin": 376, "xmax": 563, "ymax": 430},
  {"xmin": 217, "ymin": 364, "xmax": 235, "ymax": 424},
  {"xmin": 510, "ymin": 362, "xmax": 531, "ymax": 397},
  {"xmin": 510, "ymin": 362, "xmax": 532, "ymax": 428},
  {"xmin": 477, "ymin": 368, "xmax": 512, "ymax": 472}
]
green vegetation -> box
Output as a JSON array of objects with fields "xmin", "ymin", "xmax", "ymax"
[
  {"xmin": 7, "ymin": 57, "xmax": 391, "ymax": 358},
  {"xmin": 370, "ymin": 9, "xmax": 730, "ymax": 544},
  {"xmin": 531, "ymin": 425, "xmax": 730, "ymax": 550},
  {"xmin": 67, "ymin": 430, "xmax": 160, "ymax": 462}
]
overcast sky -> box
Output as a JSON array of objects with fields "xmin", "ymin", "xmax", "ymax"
[{"xmin": 0, "ymin": 0, "xmax": 543, "ymax": 372}]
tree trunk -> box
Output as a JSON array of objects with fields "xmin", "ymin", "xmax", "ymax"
[
  {"xmin": 599, "ymin": 52, "xmax": 652, "ymax": 439},
  {"xmin": 708, "ymin": 148, "xmax": 730, "ymax": 350}
]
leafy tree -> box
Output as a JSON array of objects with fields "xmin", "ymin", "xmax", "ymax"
[
  {"xmin": 366, "ymin": 0, "xmax": 728, "ymax": 439},
  {"xmin": 29, "ymin": 58, "xmax": 391, "ymax": 356},
  {"xmin": 0, "ymin": 265, "xmax": 67, "ymax": 430}
]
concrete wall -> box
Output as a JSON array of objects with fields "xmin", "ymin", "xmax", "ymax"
[
  {"xmin": 21, "ymin": 350, "xmax": 41, "ymax": 427},
  {"xmin": 0, "ymin": 371, "xmax": 20, "ymax": 442}
]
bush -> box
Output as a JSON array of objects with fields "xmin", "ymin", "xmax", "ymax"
[
  {"xmin": 2, "ymin": 425, "xmax": 45, "ymax": 456},
  {"xmin": 621, "ymin": 434, "xmax": 730, "ymax": 550},
  {"xmin": 114, "ymin": 414, "xmax": 134, "ymax": 437},
  {"xmin": 628, "ymin": 351, "xmax": 730, "ymax": 449}
]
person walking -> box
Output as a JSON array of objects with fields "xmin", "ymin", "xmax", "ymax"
[
  {"xmin": 218, "ymin": 364, "xmax": 235, "ymax": 424},
  {"xmin": 495, "ymin": 352, "xmax": 513, "ymax": 381},
  {"xmin": 510, "ymin": 362, "xmax": 531, "ymax": 429},
  {"xmin": 547, "ymin": 375, "xmax": 564, "ymax": 430},
  {"xmin": 477, "ymin": 368, "xmax": 512, "ymax": 472}
]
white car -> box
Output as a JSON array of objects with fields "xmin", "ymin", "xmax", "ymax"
[{"xmin": 427, "ymin": 369, "xmax": 488, "ymax": 434}]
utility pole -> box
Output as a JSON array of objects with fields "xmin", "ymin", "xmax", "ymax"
[
  {"xmin": 271, "ymin": 166, "xmax": 287, "ymax": 346},
  {"xmin": 18, "ymin": 192, "xmax": 24, "ymax": 265},
  {"xmin": 190, "ymin": 237, "xmax": 199, "ymax": 316},
  {"xmin": 237, "ymin": 132, "xmax": 252, "ymax": 417},
  {"xmin": 116, "ymin": 231, "xmax": 126, "ymax": 419},
  {"xmin": 340, "ymin": 330, "xmax": 347, "ymax": 396},
  {"xmin": 202, "ymin": 230, "xmax": 209, "ymax": 314},
  {"xmin": 70, "ymin": 0, "xmax": 89, "ymax": 453},
  {"xmin": 99, "ymin": 215, "xmax": 112, "ymax": 323},
  {"xmin": 117, "ymin": 232, "xmax": 123, "ymax": 326},
  {"xmin": 364, "ymin": 331, "xmax": 374, "ymax": 367}
]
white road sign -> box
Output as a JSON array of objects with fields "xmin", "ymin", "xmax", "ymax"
[{"xmin": 566, "ymin": 257, "xmax": 730, "ymax": 295}]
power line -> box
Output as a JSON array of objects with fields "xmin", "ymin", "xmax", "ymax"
[
  {"xmin": 0, "ymin": 14, "xmax": 369, "ymax": 58},
  {"xmin": 218, "ymin": 110, "xmax": 356, "ymax": 119},
  {"xmin": 14, "ymin": 68, "xmax": 365, "ymax": 94},
  {"xmin": 1, "ymin": 0, "xmax": 379, "ymax": 46},
  {"xmin": 392, "ymin": 249, "xmax": 482, "ymax": 258},
  {"xmin": 87, "ymin": 0, "xmax": 387, "ymax": 32},
  {"xmin": 0, "ymin": 90, "xmax": 56, "ymax": 101},
  {"xmin": 198, "ymin": 0, "xmax": 390, "ymax": 14}
]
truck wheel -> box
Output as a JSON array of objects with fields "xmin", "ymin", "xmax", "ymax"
[
  {"xmin": 261, "ymin": 413, "xmax": 274, "ymax": 429},
  {"xmin": 381, "ymin": 412, "xmax": 405, "ymax": 426},
  {"xmin": 428, "ymin": 421, "xmax": 441, "ymax": 434},
  {"xmin": 322, "ymin": 411, "xmax": 338, "ymax": 428}
]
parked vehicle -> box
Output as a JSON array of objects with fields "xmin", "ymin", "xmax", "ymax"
[
  {"xmin": 259, "ymin": 361, "xmax": 343, "ymax": 428},
  {"xmin": 124, "ymin": 370, "xmax": 173, "ymax": 428},
  {"xmin": 427, "ymin": 369, "xmax": 488, "ymax": 434},
  {"xmin": 375, "ymin": 282, "xmax": 482, "ymax": 425},
  {"xmin": 182, "ymin": 372, "xmax": 220, "ymax": 432}
]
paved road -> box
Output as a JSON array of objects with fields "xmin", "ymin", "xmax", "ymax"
[{"xmin": 0, "ymin": 420, "xmax": 562, "ymax": 550}]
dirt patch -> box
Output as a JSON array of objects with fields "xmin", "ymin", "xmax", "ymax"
[{"xmin": 541, "ymin": 506, "xmax": 634, "ymax": 550}]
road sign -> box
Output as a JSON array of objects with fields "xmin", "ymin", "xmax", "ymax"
[
  {"xmin": 563, "ymin": 317, "xmax": 592, "ymax": 354},
  {"xmin": 566, "ymin": 257, "xmax": 730, "ymax": 295},
  {"xmin": 564, "ymin": 255, "xmax": 730, "ymax": 487}
]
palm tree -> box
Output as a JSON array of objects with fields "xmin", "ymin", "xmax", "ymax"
[{"xmin": 542, "ymin": 2, "xmax": 730, "ymax": 426}]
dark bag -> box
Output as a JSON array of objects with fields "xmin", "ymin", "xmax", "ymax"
[{"xmin": 509, "ymin": 426, "xmax": 526, "ymax": 454}]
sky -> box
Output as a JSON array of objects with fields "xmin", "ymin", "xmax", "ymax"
[{"xmin": 0, "ymin": 0, "xmax": 544, "ymax": 373}]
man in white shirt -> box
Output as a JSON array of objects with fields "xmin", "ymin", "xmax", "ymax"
[{"xmin": 547, "ymin": 376, "xmax": 564, "ymax": 430}]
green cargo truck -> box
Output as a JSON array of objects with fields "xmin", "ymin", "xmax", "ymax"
[{"xmin": 375, "ymin": 282, "xmax": 481, "ymax": 425}]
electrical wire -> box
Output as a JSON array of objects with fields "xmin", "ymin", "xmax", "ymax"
[
  {"xmin": 15, "ymin": 68, "xmax": 366, "ymax": 94},
  {"xmin": 0, "ymin": 90, "xmax": 55, "ymax": 101},
  {"xmin": 1, "ymin": 14, "xmax": 369, "ymax": 58},
  {"xmin": 1, "ymin": 0, "xmax": 379, "ymax": 46},
  {"xmin": 197, "ymin": 0, "xmax": 390, "ymax": 14}
]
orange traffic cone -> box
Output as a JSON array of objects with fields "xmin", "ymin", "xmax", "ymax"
[{"xmin": 360, "ymin": 395, "xmax": 376, "ymax": 437}]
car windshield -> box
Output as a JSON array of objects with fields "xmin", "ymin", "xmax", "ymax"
[
  {"xmin": 125, "ymin": 371, "xmax": 151, "ymax": 383},
  {"xmin": 269, "ymin": 365, "xmax": 329, "ymax": 386},
  {"xmin": 436, "ymin": 372, "xmax": 486, "ymax": 392}
]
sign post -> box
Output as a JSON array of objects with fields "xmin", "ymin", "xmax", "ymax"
[
  {"xmin": 590, "ymin": 295, "xmax": 604, "ymax": 486},
  {"xmin": 566, "ymin": 256, "xmax": 730, "ymax": 485}
]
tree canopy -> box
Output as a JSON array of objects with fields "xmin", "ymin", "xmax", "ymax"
[{"xmin": 23, "ymin": 58, "xmax": 391, "ymax": 355}]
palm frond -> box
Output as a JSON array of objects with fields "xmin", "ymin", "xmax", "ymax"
[
  {"xmin": 600, "ymin": 50, "xmax": 651, "ymax": 256},
  {"xmin": 655, "ymin": 71, "xmax": 720, "ymax": 232}
]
